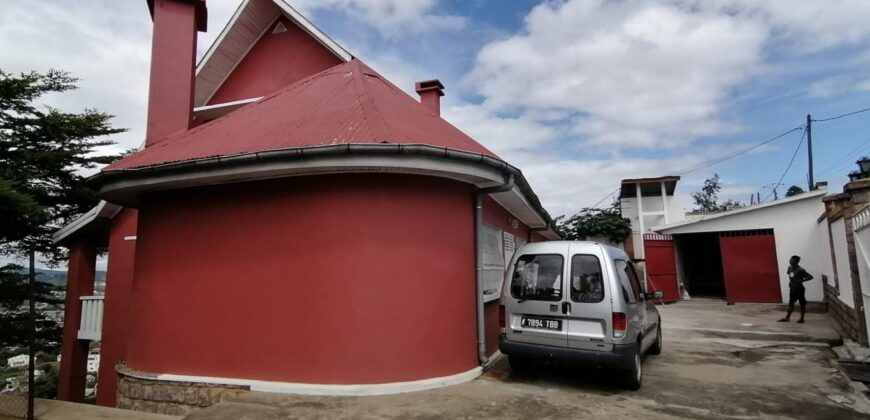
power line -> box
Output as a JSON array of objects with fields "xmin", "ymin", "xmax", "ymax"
[
  {"xmin": 811, "ymin": 106, "xmax": 870, "ymax": 122},
  {"xmin": 590, "ymin": 187, "xmax": 620, "ymax": 209},
  {"xmin": 763, "ymin": 127, "xmax": 808, "ymax": 202},
  {"xmin": 674, "ymin": 126, "xmax": 805, "ymax": 175},
  {"xmin": 816, "ymin": 135, "xmax": 870, "ymax": 176}
]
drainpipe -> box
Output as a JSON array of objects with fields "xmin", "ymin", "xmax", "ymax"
[{"xmin": 475, "ymin": 174, "xmax": 514, "ymax": 365}]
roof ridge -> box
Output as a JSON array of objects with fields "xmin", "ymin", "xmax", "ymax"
[{"xmin": 349, "ymin": 59, "xmax": 390, "ymax": 142}]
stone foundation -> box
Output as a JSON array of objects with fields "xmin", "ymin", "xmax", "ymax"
[
  {"xmin": 824, "ymin": 282, "xmax": 860, "ymax": 342},
  {"xmin": 116, "ymin": 365, "xmax": 249, "ymax": 416}
]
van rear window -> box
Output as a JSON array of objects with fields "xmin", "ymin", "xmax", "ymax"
[
  {"xmin": 510, "ymin": 254, "xmax": 563, "ymax": 301},
  {"xmin": 571, "ymin": 255, "xmax": 604, "ymax": 303}
]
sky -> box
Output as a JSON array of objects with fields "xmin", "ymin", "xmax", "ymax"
[{"xmin": 3, "ymin": 0, "xmax": 870, "ymax": 267}]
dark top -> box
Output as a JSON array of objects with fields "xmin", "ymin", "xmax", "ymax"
[{"xmin": 787, "ymin": 265, "xmax": 813, "ymax": 289}]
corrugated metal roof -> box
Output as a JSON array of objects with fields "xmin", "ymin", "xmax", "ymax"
[{"xmin": 106, "ymin": 59, "xmax": 497, "ymax": 171}]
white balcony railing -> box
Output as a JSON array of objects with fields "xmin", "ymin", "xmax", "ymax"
[{"xmin": 78, "ymin": 295, "xmax": 104, "ymax": 341}]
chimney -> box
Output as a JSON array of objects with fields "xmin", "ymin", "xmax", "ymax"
[
  {"xmin": 144, "ymin": 0, "xmax": 208, "ymax": 146},
  {"xmin": 415, "ymin": 79, "xmax": 444, "ymax": 116}
]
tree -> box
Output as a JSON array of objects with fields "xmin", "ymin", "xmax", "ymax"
[
  {"xmin": 690, "ymin": 174, "xmax": 743, "ymax": 214},
  {"xmin": 785, "ymin": 185, "xmax": 804, "ymax": 197},
  {"xmin": 32, "ymin": 363, "xmax": 59, "ymax": 399},
  {"xmin": 0, "ymin": 69, "xmax": 124, "ymax": 364},
  {"xmin": 558, "ymin": 201, "xmax": 632, "ymax": 244},
  {"xmin": 0, "ymin": 69, "xmax": 124, "ymax": 262}
]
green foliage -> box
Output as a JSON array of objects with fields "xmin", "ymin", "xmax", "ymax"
[
  {"xmin": 33, "ymin": 363, "xmax": 59, "ymax": 399},
  {"xmin": 0, "ymin": 69, "xmax": 125, "ymax": 262},
  {"xmin": 0, "ymin": 264, "xmax": 62, "ymax": 352},
  {"xmin": 785, "ymin": 185, "xmax": 804, "ymax": 197},
  {"xmin": 557, "ymin": 202, "xmax": 632, "ymax": 243},
  {"xmin": 690, "ymin": 174, "xmax": 743, "ymax": 214}
]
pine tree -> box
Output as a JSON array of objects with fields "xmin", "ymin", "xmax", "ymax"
[{"xmin": 0, "ymin": 69, "xmax": 124, "ymax": 354}]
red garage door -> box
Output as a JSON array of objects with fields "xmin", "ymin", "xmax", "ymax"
[
  {"xmin": 719, "ymin": 230, "xmax": 781, "ymax": 303},
  {"xmin": 643, "ymin": 234, "xmax": 680, "ymax": 302}
]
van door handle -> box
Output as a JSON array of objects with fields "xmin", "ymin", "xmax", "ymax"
[{"xmin": 562, "ymin": 302, "xmax": 571, "ymax": 315}]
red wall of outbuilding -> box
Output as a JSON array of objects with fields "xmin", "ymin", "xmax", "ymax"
[
  {"xmin": 125, "ymin": 174, "xmax": 478, "ymax": 384},
  {"xmin": 96, "ymin": 209, "xmax": 137, "ymax": 406},
  {"xmin": 207, "ymin": 17, "xmax": 342, "ymax": 105},
  {"xmin": 481, "ymin": 196, "xmax": 540, "ymax": 356}
]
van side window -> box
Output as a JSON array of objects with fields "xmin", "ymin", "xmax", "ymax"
[
  {"xmin": 627, "ymin": 262, "xmax": 644, "ymax": 295},
  {"xmin": 510, "ymin": 254, "xmax": 563, "ymax": 301},
  {"xmin": 570, "ymin": 255, "xmax": 604, "ymax": 303},
  {"xmin": 614, "ymin": 259, "xmax": 638, "ymax": 304}
]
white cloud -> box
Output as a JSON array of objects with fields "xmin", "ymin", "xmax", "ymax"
[
  {"xmin": 442, "ymin": 103, "xmax": 560, "ymax": 158},
  {"xmin": 291, "ymin": 0, "xmax": 465, "ymax": 37},
  {"xmin": 470, "ymin": 0, "xmax": 768, "ymax": 149}
]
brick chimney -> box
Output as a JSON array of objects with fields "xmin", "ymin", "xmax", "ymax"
[
  {"xmin": 144, "ymin": 0, "xmax": 208, "ymax": 146},
  {"xmin": 415, "ymin": 79, "xmax": 444, "ymax": 116}
]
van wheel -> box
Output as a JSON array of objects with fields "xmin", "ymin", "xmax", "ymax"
[
  {"xmin": 620, "ymin": 347, "xmax": 642, "ymax": 390},
  {"xmin": 508, "ymin": 355, "xmax": 532, "ymax": 373},
  {"xmin": 648, "ymin": 324, "xmax": 663, "ymax": 355}
]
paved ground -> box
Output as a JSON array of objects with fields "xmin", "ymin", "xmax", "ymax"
[{"xmin": 178, "ymin": 301, "xmax": 869, "ymax": 419}]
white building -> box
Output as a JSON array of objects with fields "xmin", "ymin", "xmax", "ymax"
[
  {"xmin": 654, "ymin": 188, "xmax": 828, "ymax": 303},
  {"xmin": 619, "ymin": 176, "xmax": 685, "ymax": 260},
  {"xmin": 6, "ymin": 354, "xmax": 28, "ymax": 369},
  {"xmin": 87, "ymin": 351, "xmax": 100, "ymax": 373}
]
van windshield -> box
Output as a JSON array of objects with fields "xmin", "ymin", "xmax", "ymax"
[{"xmin": 510, "ymin": 254, "xmax": 563, "ymax": 301}]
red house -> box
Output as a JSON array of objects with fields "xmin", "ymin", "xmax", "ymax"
[{"xmin": 53, "ymin": 0, "xmax": 559, "ymax": 412}]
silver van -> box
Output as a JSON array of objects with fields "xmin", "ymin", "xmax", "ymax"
[{"xmin": 498, "ymin": 241, "xmax": 663, "ymax": 390}]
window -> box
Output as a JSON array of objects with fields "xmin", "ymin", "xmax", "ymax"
[
  {"xmin": 510, "ymin": 254, "xmax": 563, "ymax": 301},
  {"xmin": 627, "ymin": 262, "xmax": 644, "ymax": 296},
  {"xmin": 571, "ymin": 255, "xmax": 604, "ymax": 303},
  {"xmin": 614, "ymin": 259, "xmax": 639, "ymax": 304}
]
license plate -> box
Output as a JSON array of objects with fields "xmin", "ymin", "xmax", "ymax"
[{"xmin": 521, "ymin": 317, "xmax": 562, "ymax": 331}]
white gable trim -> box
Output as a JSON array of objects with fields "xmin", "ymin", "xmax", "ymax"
[{"xmin": 195, "ymin": 0, "xmax": 352, "ymax": 107}]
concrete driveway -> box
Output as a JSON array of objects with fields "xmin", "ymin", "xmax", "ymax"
[{"xmin": 185, "ymin": 301, "xmax": 870, "ymax": 419}]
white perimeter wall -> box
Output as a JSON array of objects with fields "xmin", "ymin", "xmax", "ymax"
[
  {"xmin": 831, "ymin": 218, "xmax": 854, "ymax": 308},
  {"xmin": 661, "ymin": 194, "xmax": 826, "ymax": 303}
]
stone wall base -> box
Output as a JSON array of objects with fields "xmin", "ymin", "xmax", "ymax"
[
  {"xmin": 116, "ymin": 365, "xmax": 249, "ymax": 416},
  {"xmin": 824, "ymin": 282, "xmax": 860, "ymax": 342}
]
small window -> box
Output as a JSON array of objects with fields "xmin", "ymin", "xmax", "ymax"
[
  {"xmin": 510, "ymin": 254, "xmax": 563, "ymax": 302},
  {"xmin": 571, "ymin": 255, "xmax": 604, "ymax": 303},
  {"xmin": 614, "ymin": 259, "xmax": 638, "ymax": 303}
]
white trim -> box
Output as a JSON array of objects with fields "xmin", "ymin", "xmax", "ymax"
[
  {"xmin": 272, "ymin": 0, "xmax": 353, "ymax": 62},
  {"xmin": 123, "ymin": 236, "xmax": 137, "ymax": 241},
  {"xmin": 52, "ymin": 201, "xmax": 122, "ymax": 243},
  {"xmin": 193, "ymin": 97, "xmax": 263, "ymax": 122},
  {"xmin": 146, "ymin": 366, "xmax": 482, "ymax": 396},
  {"xmin": 195, "ymin": 0, "xmax": 250, "ymax": 78},
  {"xmin": 194, "ymin": 97, "xmax": 263, "ymax": 113},
  {"xmin": 201, "ymin": 15, "xmax": 281, "ymax": 106},
  {"xmin": 656, "ymin": 188, "xmax": 829, "ymax": 233}
]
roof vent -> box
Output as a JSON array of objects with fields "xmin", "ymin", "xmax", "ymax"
[
  {"xmin": 415, "ymin": 79, "xmax": 444, "ymax": 116},
  {"xmin": 272, "ymin": 21, "xmax": 288, "ymax": 34}
]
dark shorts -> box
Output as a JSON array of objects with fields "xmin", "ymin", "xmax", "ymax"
[{"xmin": 789, "ymin": 287, "xmax": 807, "ymax": 305}]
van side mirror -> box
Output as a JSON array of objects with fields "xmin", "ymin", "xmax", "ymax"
[{"xmin": 645, "ymin": 291, "xmax": 664, "ymax": 300}]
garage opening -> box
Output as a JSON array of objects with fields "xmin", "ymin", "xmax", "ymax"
[{"xmin": 675, "ymin": 233, "xmax": 725, "ymax": 299}]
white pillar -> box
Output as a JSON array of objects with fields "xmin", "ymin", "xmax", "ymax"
[
  {"xmin": 661, "ymin": 181, "xmax": 669, "ymax": 224},
  {"xmin": 636, "ymin": 183, "xmax": 644, "ymax": 259}
]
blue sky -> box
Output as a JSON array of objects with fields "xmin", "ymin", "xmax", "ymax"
[{"xmin": 3, "ymin": 0, "xmax": 870, "ymax": 222}]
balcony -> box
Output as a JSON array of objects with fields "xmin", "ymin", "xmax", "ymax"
[{"xmin": 77, "ymin": 296, "xmax": 104, "ymax": 341}]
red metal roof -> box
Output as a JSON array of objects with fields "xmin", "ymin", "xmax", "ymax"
[{"xmin": 106, "ymin": 59, "xmax": 497, "ymax": 171}]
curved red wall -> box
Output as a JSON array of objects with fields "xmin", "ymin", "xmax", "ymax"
[{"xmin": 125, "ymin": 174, "xmax": 478, "ymax": 384}]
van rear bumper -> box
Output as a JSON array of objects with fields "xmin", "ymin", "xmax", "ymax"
[{"xmin": 499, "ymin": 336, "xmax": 637, "ymax": 369}]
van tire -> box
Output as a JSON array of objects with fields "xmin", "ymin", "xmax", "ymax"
[
  {"xmin": 648, "ymin": 323, "xmax": 663, "ymax": 355},
  {"xmin": 508, "ymin": 355, "xmax": 532, "ymax": 373},
  {"xmin": 620, "ymin": 346, "xmax": 642, "ymax": 390}
]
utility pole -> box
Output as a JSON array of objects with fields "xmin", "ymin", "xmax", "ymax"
[
  {"xmin": 27, "ymin": 250, "xmax": 35, "ymax": 420},
  {"xmin": 807, "ymin": 114, "xmax": 814, "ymax": 190}
]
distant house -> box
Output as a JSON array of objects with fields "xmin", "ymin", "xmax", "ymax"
[{"xmin": 6, "ymin": 354, "xmax": 27, "ymax": 369}]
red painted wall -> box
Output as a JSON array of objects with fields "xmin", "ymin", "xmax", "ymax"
[
  {"xmin": 96, "ymin": 209, "xmax": 137, "ymax": 407},
  {"xmin": 207, "ymin": 17, "xmax": 343, "ymax": 105},
  {"xmin": 57, "ymin": 238, "xmax": 96, "ymax": 402},
  {"xmin": 719, "ymin": 232, "xmax": 782, "ymax": 303},
  {"xmin": 481, "ymin": 196, "xmax": 536, "ymax": 356},
  {"xmin": 126, "ymin": 174, "xmax": 478, "ymax": 384}
]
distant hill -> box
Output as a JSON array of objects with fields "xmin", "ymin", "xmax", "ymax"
[{"xmin": 17, "ymin": 268, "xmax": 107, "ymax": 286}]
